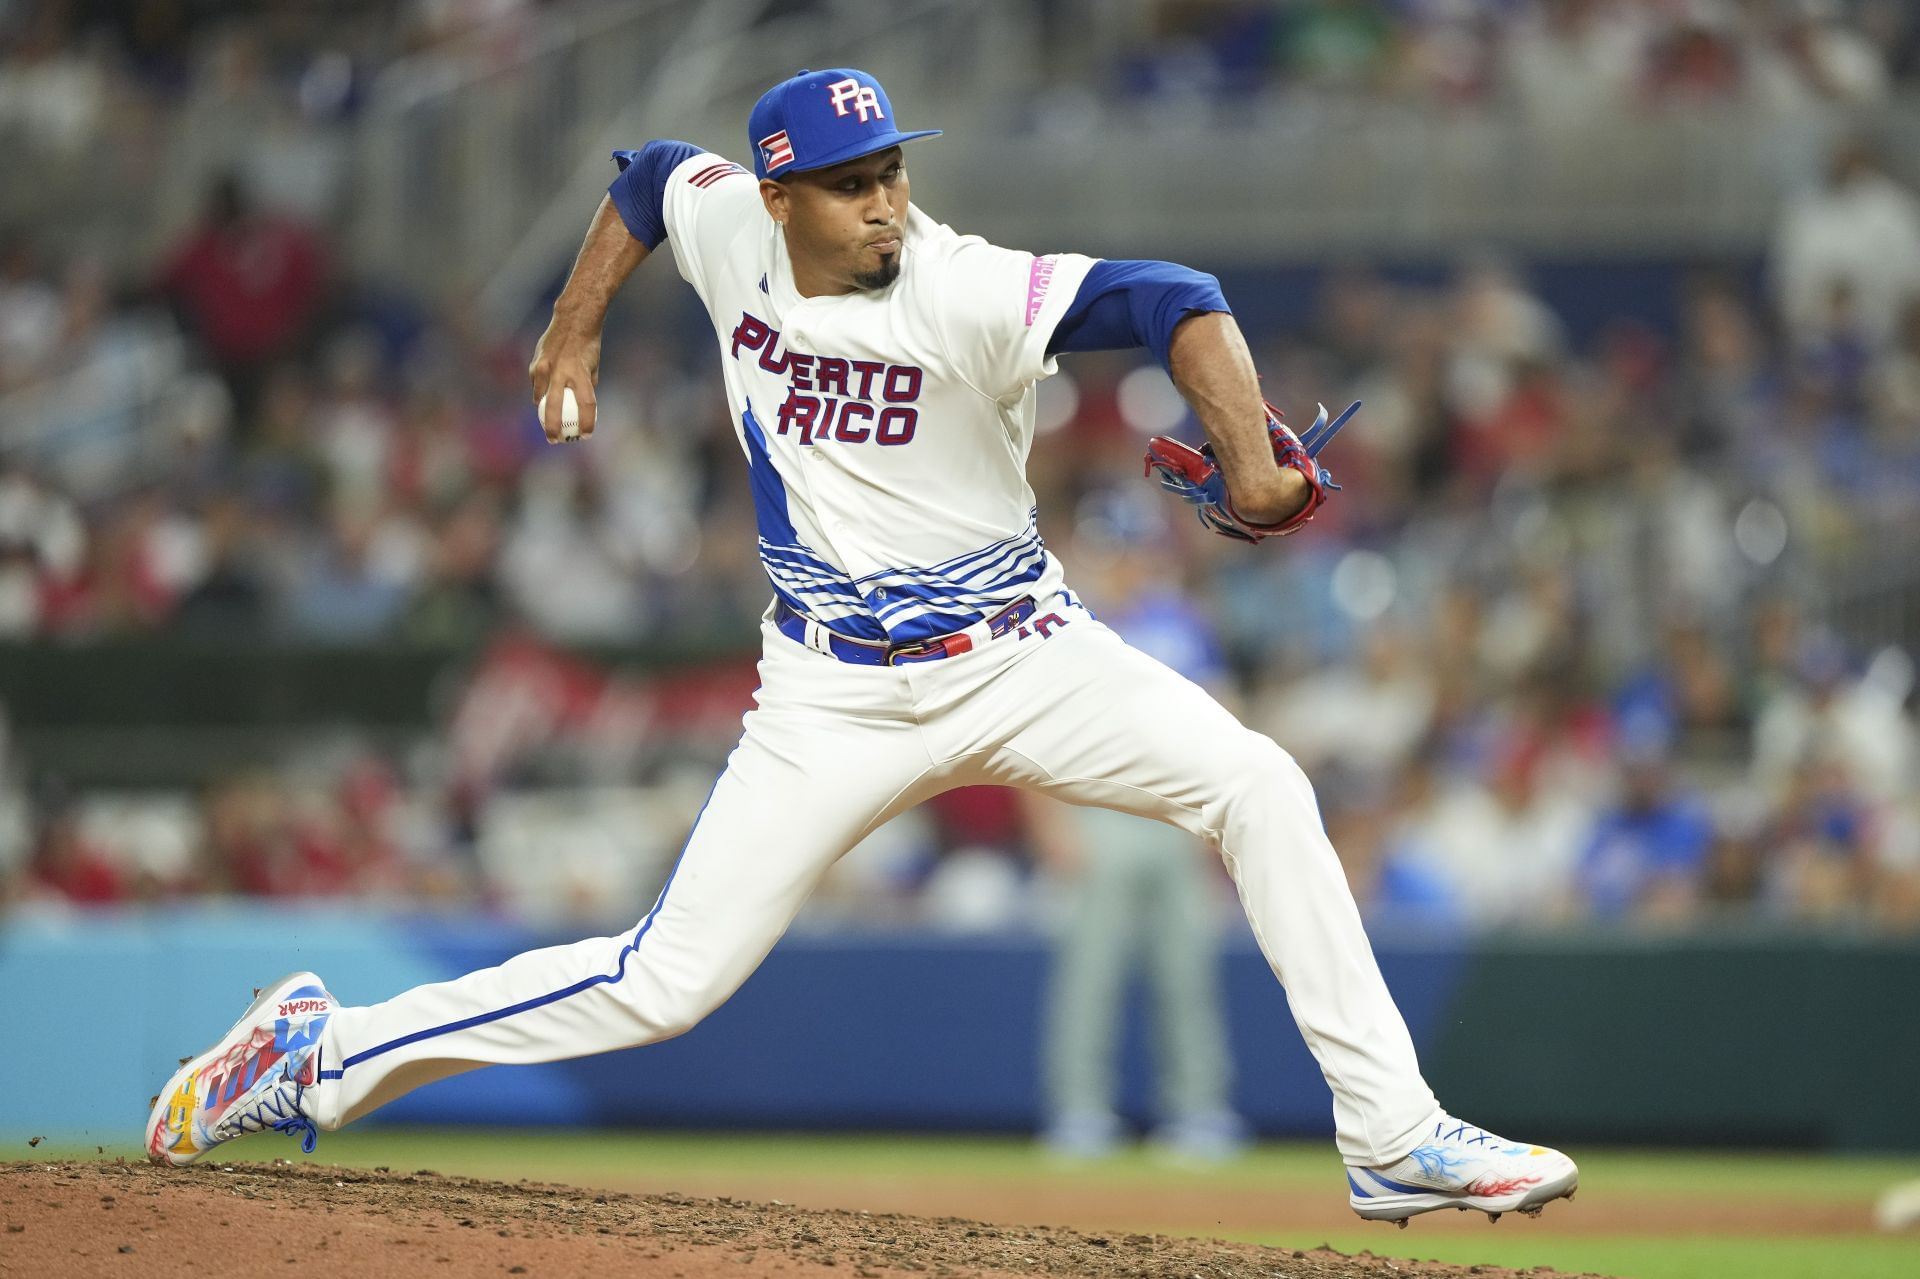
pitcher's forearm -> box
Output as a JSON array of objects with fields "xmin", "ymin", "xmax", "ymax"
[
  {"xmin": 551, "ymin": 196, "xmax": 650, "ymax": 333},
  {"xmin": 530, "ymin": 197, "xmax": 650, "ymax": 441},
  {"xmin": 1167, "ymin": 313, "xmax": 1307, "ymax": 525}
]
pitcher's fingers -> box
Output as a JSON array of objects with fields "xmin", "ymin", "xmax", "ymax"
[
  {"xmin": 539, "ymin": 383, "xmax": 564, "ymax": 442},
  {"xmin": 577, "ymin": 383, "xmax": 598, "ymax": 439}
]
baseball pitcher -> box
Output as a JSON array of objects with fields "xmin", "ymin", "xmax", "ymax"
[{"xmin": 146, "ymin": 68, "xmax": 1577, "ymax": 1226}]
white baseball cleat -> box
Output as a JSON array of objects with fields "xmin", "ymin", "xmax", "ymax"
[
  {"xmin": 1875, "ymin": 1178, "xmax": 1920, "ymax": 1232},
  {"xmin": 144, "ymin": 971, "xmax": 336, "ymax": 1166},
  {"xmin": 1347, "ymin": 1116, "xmax": 1579, "ymax": 1226}
]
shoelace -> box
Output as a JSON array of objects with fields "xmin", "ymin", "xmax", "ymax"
[
  {"xmin": 1437, "ymin": 1119, "xmax": 1497, "ymax": 1147},
  {"xmin": 271, "ymin": 1114, "xmax": 319, "ymax": 1154}
]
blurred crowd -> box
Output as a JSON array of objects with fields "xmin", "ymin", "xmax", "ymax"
[
  {"xmin": 4, "ymin": 134, "xmax": 1920, "ymax": 932},
  {"xmin": 0, "ymin": 0, "xmax": 545, "ymax": 142},
  {"xmin": 1098, "ymin": 0, "xmax": 1920, "ymax": 114},
  {"xmin": 4, "ymin": 2, "xmax": 1920, "ymax": 933},
  {"xmin": 9, "ymin": 0, "xmax": 1920, "ymax": 199}
]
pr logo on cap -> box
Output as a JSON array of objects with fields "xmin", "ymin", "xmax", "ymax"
[{"xmin": 827, "ymin": 78, "xmax": 885, "ymax": 123}]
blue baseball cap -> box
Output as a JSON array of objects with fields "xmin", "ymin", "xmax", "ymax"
[{"xmin": 747, "ymin": 68, "xmax": 941, "ymax": 180}]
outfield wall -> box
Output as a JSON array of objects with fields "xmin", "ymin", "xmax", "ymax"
[{"xmin": 3, "ymin": 907, "xmax": 1914, "ymax": 1151}]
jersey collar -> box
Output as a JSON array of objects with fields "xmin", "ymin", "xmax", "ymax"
[{"xmin": 766, "ymin": 224, "xmax": 808, "ymax": 314}]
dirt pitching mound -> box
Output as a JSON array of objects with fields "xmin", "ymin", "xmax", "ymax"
[{"xmin": 1, "ymin": 1160, "xmax": 1610, "ymax": 1279}]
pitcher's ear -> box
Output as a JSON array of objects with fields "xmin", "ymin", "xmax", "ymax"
[{"xmin": 759, "ymin": 178, "xmax": 789, "ymax": 224}]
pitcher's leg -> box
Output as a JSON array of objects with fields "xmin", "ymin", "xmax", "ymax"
[
  {"xmin": 310, "ymin": 655, "xmax": 935, "ymax": 1129},
  {"xmin": 990, "ymin": 624, "xmax": 1441, "ymax": 1165}
]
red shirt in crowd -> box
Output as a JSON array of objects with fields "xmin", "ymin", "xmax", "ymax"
[{"xmin": 161, "ymin": 213, "xmax": 326, "ymax": 367}]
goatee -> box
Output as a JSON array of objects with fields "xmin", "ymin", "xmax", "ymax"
[{"xmin": 852, "ymin": 254, "xmax": 900, "ymax": 291}]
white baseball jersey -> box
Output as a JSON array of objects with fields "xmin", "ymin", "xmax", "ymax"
[{"xmin": 659, "ymin": 150, "xmax": 1098, "ymax": 644}]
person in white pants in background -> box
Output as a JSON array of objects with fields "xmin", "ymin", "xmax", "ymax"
[
  {"xmin": 1032, "ymin": 498, "xmax": 1247, "ymax": 1164},
  {"xmin": 145, "ymin": 66, "xmax": 1578, "ymax": 1226}
]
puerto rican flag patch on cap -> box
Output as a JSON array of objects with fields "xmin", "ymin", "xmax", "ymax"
[{"xmin": 759, "ymin": 130, "xmax": 794, "ymax": 170}]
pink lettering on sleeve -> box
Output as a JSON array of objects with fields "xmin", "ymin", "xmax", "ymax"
[{"xmin": 1025, "ymin": 254, "xmax": 1059, "ymax": 327}]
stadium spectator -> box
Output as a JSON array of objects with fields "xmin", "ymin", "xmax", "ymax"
[
  {"xmin": 1772, "ymin": 138, "xmax": 1920, "ymax": 354},
  {"xmin": 1255, "ymin": 622, "xmax": 1436, "ymax": 787},
  {"xmin": 499, "ymin": 459, "xmax": 649, "ymax": 643},
  {"xmin": 1870, "ymin": 299, "xmax": 1920, "ymax": 439},
  {"xmin": 405, "ymin": 487, "xmax": 505, "ymax": 644},
  {"xmin": 1641, "ymin": 8, "xmax": 1744, "ymax": 108},
  {"xmin": 171, "ymin": 495, "xmax": 272, "ymax": 638},
  {"xmin": 0, "ymin": 4, "xmax": 110, "ymax": 158},
  {"xmin": 1278, "ymin": 0, "xmax": 1396, "ymax": 94},
  {"xmin": 1390, "ymin": 729, "xmax": 1594, "ymax": 929},
  {"xmin": 919, "ymin": 786, "xmax": 1033, "ymax": 932},
  {"xmin": 1504, "ymin": 0, "xmax": 1645, "ymax": 126},
  {"xmin": 160, "ymin": 173, "xmax": 329, "ymax": 421},
  {"xmin": 24, "ymin": 787, "xmax": 128, "ymax": 905},
  {"xmin": 1575, "ymin": 730, "xmax": 1716, "ymax": 923},
  {"xmin": 1762, "ymin": 754, "xmax": 1880, "ymax": 923},
  {"xmin": 1749, "ymin": 0, "xmax": 1891, "ymax": 110},
  {"xmin": 281, "ymin": 498, "xmax": 419, "ymax": 642},
  {"xmin": 0, "ymin": 233, "xmax": 62, "ymax": 391},
  {"xmin": 1750, "ymin": 631, "xmax": 1917, "ymax": 807},
  {"xmin": 1675, "ymin": 276, "xmax": 1780, "ymax": 458}
]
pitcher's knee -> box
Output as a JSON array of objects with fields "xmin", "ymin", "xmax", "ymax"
[
  {"xmin": 652, "ymin": 985, "xmax": 726, "ymax": 1041},
  {"xmin": 624, "ymin": 970, "xmax": 741, "ymax": 1042},
  {"xmin": 1217, "ymin": 732, "xmax": 1316, "ymax": 818}
]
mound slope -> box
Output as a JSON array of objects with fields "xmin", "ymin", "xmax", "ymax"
[{"xmin": 0, "ymin": 1160, "xmax": 1611, "ymax": 1278}]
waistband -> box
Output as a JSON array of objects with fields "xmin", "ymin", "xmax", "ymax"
[{"xmin": 773, "ymin": 596, "xmax": 1038, "ymax": 666}]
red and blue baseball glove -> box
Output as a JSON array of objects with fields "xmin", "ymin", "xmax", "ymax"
[{"xmin": 1143, "ymin": 399, "xmax": 1359, "ymax": 543}]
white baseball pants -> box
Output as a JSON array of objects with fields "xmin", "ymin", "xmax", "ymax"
[{"xmin": 310, "ymin": 597, "xmax": 1442, "ymax": 1164}]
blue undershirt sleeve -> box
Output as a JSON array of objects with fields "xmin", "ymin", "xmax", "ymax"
[
  {"xmin": 608, "ymin": 140, "xmax": 705, "ymax": 249},
  {"xmin": 1045, "ymin": 259, "xmax": 1231, "ymax": 371}
]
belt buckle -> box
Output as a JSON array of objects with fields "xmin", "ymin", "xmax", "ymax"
[
  {"xmin": 990, "ymin": 596, "xmax": 1035, "ymax": 637},
  {"xmin": 884, "ymin": 639, "xmax": 938, "ymax": 666}
]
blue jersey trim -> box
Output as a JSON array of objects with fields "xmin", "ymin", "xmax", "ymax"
[
  {"xmin": 1047, "ymin": 258, "xmax": 1229, "ymax": 370},
  {"xmin": 318, "ymin": 779, "xmax": 722, "ymax": 1079},
  {"xmin": 856, "ymin": 510, "xmax": 1050, "ymax": 637},
  {"xmin": 740, "ymin": 407, "xmax": 890, "ymax": 640},
  {"xmin": 609, "ymin": 140, "xmax": 703, "ymax": 249},
  {"xmin": 740, "ymin": 406, "xmax": 798, "ymax": 545}
]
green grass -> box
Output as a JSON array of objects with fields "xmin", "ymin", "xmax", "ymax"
[
  {"xmin": 17, "ymin": 1129, "xmax": 1919, "ymax": 1279},
  {"xmin": 36, "ymin": 1127, "xmax": 1915, "ymax": 1199},
  {"xmin": 1236, "ymin": 1233, "xmax": 1918, "ymax": 1279}
]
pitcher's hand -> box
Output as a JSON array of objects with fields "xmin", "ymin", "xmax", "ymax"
[{"xmin": 529, "ymin": 326, "xmax": 602, "ymax": 444}]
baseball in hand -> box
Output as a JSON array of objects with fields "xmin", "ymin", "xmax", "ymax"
[{"xmin": 539, "ymin": 386, "xmax": 582, "ymax": 440}]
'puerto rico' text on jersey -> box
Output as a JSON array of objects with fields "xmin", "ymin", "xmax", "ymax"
[{"xmin": 660, "ymin": 149, "xmax": 1097, "ymax": 644}]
